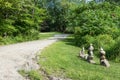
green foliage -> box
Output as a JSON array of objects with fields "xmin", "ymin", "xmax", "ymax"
[
  {"xmin": 18, "ymin": 70, "xmax": 27, "ymax": 77},
  {"xmin": 73, "ymin": 2, "xmax": 120, "ymax": 36},
  {"xmin": 106, "ymin": 37, "xmax": 120, "ymax": 62},
  {"xmin": 40, "ymin": 0, "xmax": 72, "ymax": 32},
  {"xmin": 39, "ymin": 37, "xmax": 120, "ymax": 80},
  {"xmin": 0, "ymin": 0, "xmax": 48, "ymax": 44},
  {"xmin": 19, "ymin": 70, "xmax": 42, "ymax": 80},
  {"xmin": 74, "ymin": 27, "xmax": 95, "ymax": 47},
  {"xmin": 0, "ymin": 0, "xmax": 120, "ymax": 62},
  {"xmin": 94, "ymin": 34, "xmax": 115, "ymax": 50},
  {"xmin": 27, "ymin": 70, "xmax": 41, "ymax": 80},
  {"xmin": 0, "ymin": 32, "xmax": 59, "ymax": 45},
  {"xmin": 72, "ymin": 2, "xmax": 120, "ymax": 61}
]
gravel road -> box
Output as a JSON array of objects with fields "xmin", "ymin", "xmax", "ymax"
[{"xmin": 0, "ymin": 34, "xmax": 68, "ymax": 80}]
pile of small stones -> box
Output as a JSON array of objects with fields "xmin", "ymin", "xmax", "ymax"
[{"xmin": 79, "ymin": 44, "xmax": 110, "ymax": 67}]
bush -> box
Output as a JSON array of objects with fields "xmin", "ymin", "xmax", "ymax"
[
  {"xmin": 106, "ymin": 37, "xmax": 120, "ymax": 62},
  {"xmin": 75, "ymin": 34, "xmax": 95, "ymax": 47},
  {"xmin": 94, "ymin": 34, "xmax": 115, "ymax": 51},
  {"xmin": 74, "ymin": 2, "xmax": 120, "ymax": 36},
  {"xmin": 73, "ymin": 2, "xmax": 120, "ymax": 61}
]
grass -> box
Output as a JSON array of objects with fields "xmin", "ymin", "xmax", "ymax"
[
  {"xmin": 39, "ymin": 32, "xmax": 60, "ymax": 40},
  {"xmin": 0, "ymin": 32, "xmax": 60, "ymax": 45},
  {"xmin": 19, "ymin": 70, "xmax": 42, "ymax": 80},
  {"xmin": 17, "ymin": 32, "xmax": 60, "ymax": 80},
  {"xmin": 39, "ymin": 36, "xmax": 120, "ymax": 80}
]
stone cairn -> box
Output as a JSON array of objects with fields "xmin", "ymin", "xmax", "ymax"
[
  {"xmin": 100, "ymin": 47, "xmax": 110, "ymax": 67},
  {"xmin": 79, "ymin": 47, "xmax": 88, "ymax": 60},
  {"xmin": 87, "ymin": 44, "xmax": 96, "ymax": 64},
  {"xmin": 79, "ymin": 44, "xmax": 110, "ymax": 67}
]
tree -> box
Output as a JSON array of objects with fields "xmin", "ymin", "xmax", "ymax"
[{"xmin": 0, "ymin": 0, "xmax": 47, "ymax": 37}]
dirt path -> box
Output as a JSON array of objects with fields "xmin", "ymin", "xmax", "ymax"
[{"xmin": 0, "ymin": 34, "xmax": 68, "ymax": 80}]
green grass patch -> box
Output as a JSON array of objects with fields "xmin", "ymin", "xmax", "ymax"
[
  {"xmin": 19, "ymin": 70, "xmax": 43, "ymax": 80},
  {"xmin": 39, "ymin": 32, "xmax": 60, "ymax": 40},
  {"xmin": 0, "ymin": 32, "xmax": 60, "ymax": 45},
  {"xmin": 39, "ymin": 36, "xmax": 120, "ymax": 80}
]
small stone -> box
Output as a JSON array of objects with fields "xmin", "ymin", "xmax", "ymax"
[
  {"xmin": 79, "ymin": 47, "xmax": 88, "ymax": 60},
  {"xmin": 89, "ymin": 60, "xmax": 96, "ymax": 64},
  {"xmin": 87, "ymin": 44, "xmax": 95, "ymax": 63},
  {"xmin": 50, "ymin": 77, "xmax": 63, "ymax": 80},
  {"xmin": 79, "ymin": 47, "xmax": 85, "ymax": 58},
  {"xmin": 84, "ymin": 54, "xmax": 88, "ymax": 60},
  {"xmin": 101, "ymin": 59, "xmax": 110, "ymax": 67},
  {"xmin": 100, "ymin": 47, "xmax": 110, "ymax": 67},
  {"xmin": 100, "ymin": 47, "xmax": 106, "ymax": 55},
  {"xmin": 89, "ymin": 44, "xmax": 94, "ymax": 51}
]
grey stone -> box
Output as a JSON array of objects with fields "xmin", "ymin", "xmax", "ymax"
[
  {"xmin": 79, "ymin": 47, "xmax": 85, "ymax": 58},
  {"xmin": 89, "ymin": 43, "xmax": 94, "ymax": 51},
  {"xmin": 50, "ymin": 76, "xmax": 72, "ymax": 80},
  {"xmin": 79, "ymin": 47, "xmax": 88, "ymax": 60},
  {"xmin": 89, "ymin": 60, "xmax": 96, "ymax": 64},
  {"xmin": 87, "ymin": 44, "xmax": 96, "ymax": 64},
  {"xmin": 100, "ymin": 59, "xmax": 110, "ymax": 67},
  {"xmin": 100, "ymin": 47, "xmax": 110, "ymax": 67}
]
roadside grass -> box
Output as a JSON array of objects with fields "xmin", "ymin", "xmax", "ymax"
[
  {"xmin": 39, "ymin": 32, "xmax": 60, "ymax": 40},
  {"xmin": 0, "ymin": 32, "xmax": 60, "ymax": 45},
  {"xmin": 18, "ymin": 32, "xmax": 60, "ymax": 80},
  {"xmin": 19, "ymin": 70, "xmax": 42, "ymax": 80},
  {"xmin": 39, "ymin": 36, "xmax": 120, "ymax": 80}
]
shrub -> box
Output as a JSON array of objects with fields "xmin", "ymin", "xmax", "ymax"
[
  {"xmin": 106, "ymin": 37, "xmax": 120, "ymax": 62},
  {"xmin": 74, "ymin": 2, "xmax": 120, "ymax": 36},
  {"xmin": 73, "ymin": 2, "xmax": 120, "ymax": 61},
  {"xmin": 94, "ymin": 34, "xmax": 115, "ymax": 51}
]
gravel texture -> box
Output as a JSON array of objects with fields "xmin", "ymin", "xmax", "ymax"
[{"xmin": 0, "ymin": 34, "xmax": 68, "ymax": 80}]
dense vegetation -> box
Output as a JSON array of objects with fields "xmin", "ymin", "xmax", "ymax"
[
  {"xmin": 39, "ymin": 36, "xmax": 120, "ymax": 80},
  {"xmin": 0, "ymin": 0, "xmax": 120, "ymax": 61},
  {"xmin": 0, "ymin": 0, "xmax": 48, "ymax": 44},
  {"xmin": 71, "ymin": 2, "xmax": 120, "ymax": 62}
]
